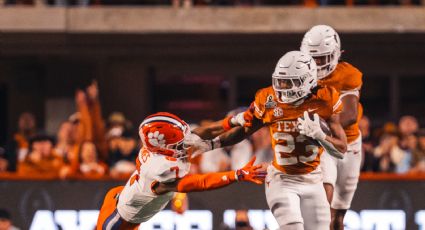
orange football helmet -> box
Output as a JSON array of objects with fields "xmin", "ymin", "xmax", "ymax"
[{"xmin": 139, "ymin": 112, "xmax": 190, "ymax": 158}]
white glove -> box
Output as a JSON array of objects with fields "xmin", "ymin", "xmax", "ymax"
[
  {"xmin": 297, "ymin": 111, "xmax": 327, "ymax": 141},
  {"xmin": 183, "ymin": 133, "xmax": 220, "ymax": 158},
  {"xmin": 230, "ymin": 112, "xmax": 246, "ymax": 127}
]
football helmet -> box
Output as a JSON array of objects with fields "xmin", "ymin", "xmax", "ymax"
[
  {"xmin": 139, "ymin": 112, "xmax": 190, "ymax": 158},
  {"xmin": 300, "ymin": 25, "xmax": 341, "ymax": 79},
  {"xmin": 272, "ymin": 51, "xmax": 317, "ymax": 104}
]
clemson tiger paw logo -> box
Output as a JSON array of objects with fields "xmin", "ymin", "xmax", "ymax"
[{"xmin": 148, "ymin": 131, "xmax": 166, "ymax": 147}]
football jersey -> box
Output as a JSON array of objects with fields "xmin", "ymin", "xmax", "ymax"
[
  {"xmin": 248, "ymin": 86, "xmax": 342, "ymax": 175},
  {"xmin": 318, "ymin": 62, "xmax": 363, "ymax": 144},
  {"xmin": 117, "ymin": 147, "xmax": 190, "ymax": 223}
]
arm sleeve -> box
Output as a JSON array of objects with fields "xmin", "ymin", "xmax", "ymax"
[
  {"xmin": 176, "ymin": 171, "xmax": 236, "ymax": 193},
  {"xmin": 242, "ymin": 89, "xmax": 266, "ymax": 127},
  {"xmin": 340, "ymin": 64, "xmax": 363, "ymax": 99},
  {"xmin": 252, "ymin": 89, "xmax": 266, "ymax": 120}
]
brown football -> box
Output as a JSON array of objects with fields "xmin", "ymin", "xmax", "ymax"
[
  {"xmin": 302, "ymin": 113, "xmax": 333, "ymax": 147},
  {"xmin": 306, "ymin": 113, "xmax": 332, "ymax": 137}
]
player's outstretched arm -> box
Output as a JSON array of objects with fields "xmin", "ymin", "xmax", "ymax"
[
  {"xmin": 192, "ymin": 119, "xmax": 229, "ymax": 140},
  {"xmin": 152, "ymin": 157, "xmax": 266, "ymax": 195},
  {"xmin": 192, "ymin": 111, "xmax": 254, "ymax": 140},
  {"xmin": 298, "ymin": 112, "xmax": 347, "ymax": 159},
  {"xmin": 185, "ymin": 117, "xmax": 263, "ymax": 156}
]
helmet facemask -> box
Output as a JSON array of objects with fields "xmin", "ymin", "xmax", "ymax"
[
  {"xmin": 271, "ymin": 51, "xmax": 317, "ymax": 105},
  {"xmin": 272, "ymin": 74, "xmax": 312, "ymax": 104},
  {"xmin": 166, "ymin": 139, "xmax": 189, "ymax": 159},
  {"xmin": 310, "ymin": 49, "xmax": 340, "ymax": 79}
]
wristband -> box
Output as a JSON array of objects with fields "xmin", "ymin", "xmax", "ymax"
[
  {"xmin": 222, "ymin": 116, "xmax": 233, "ymax": 131},
  {"xmin": 209, "ymin": 137, "xmax": 221, "ymax": 150}
]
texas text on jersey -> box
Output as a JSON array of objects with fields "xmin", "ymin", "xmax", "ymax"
[{"xmin": 246, "ymin": 85, "xmax": 342, "ymax": 175}]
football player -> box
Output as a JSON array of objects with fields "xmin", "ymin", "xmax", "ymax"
[
  {"xmin": 185, "ymin": 51, "xmax": 347, "ymax": 230},
  {"xmin": 96, "ymin": 112, "xmax": 266, "ymax": 230},
  {"xmin": 301, "ymin": 25, "xmax": 363, "ymax": 230}
]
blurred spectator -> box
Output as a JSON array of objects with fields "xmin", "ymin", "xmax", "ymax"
[
  {"xmin": 106, "ymin": 112, "xmax": 128, "ymax": 139},
  {"xmin": 17, "ymin": 135, "xmax": 63, "ymax": 177},
  {"xmin": 410, "ymin": 129, "xmax": 425, "ymax": 173},
  {"xmin": 5, "ymin": 112, "xmax": 38, "ymax": 172},
  {"xmin": 55, "ymin": 121, "xmax": 76, "ymax": 162},
  {"xmin": 398, "ymin": 115, "xmax": 418, "ymax": 138},
  {"xmin": 360, "ymin": 116, "xmax": 378, "ymax": 172},
  {"xmin": 77, "ymin": 141, "xmax": 108, "ymax": 177},
  {"xmin": 86, "ymin": 81, "xmax": 108, "ymax": 161},
  {"xmin": 0, "ymin": 209, "xmax": 19, "ymax": 230},
  {"xmin": 373, "ymin": 133, "xmax": 403, "ymax": 172},
  {"xmin": 108, "ymin": 130, "xmax": 138, "ymax": 178},
  {"xmin": 59, "ymin": 81, "xmax": 109, "ymax": 175},
  {"xmin": 251, "ymin": 127, "xmax": 273, "ymax": 165},
  {"xmin": 396, "ymin": 133, "xmax": 416, "ymax": 173}
]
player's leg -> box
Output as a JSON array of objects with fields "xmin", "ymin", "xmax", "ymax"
[
  {"xmin": 320, "ymin": 151, "xmax": 338, "ymax": 228},
  {"xmin": 265, "ymin": 166, "xmax": 304, "ymax": 230},
  {"xmin": 96, "ymin": 186, "xmax": 124, "ymax": 230},
  {"xmin": 300, "ymin": 181, "xmax": 331, "ymax": 230},
  {"xmin": 331, "ymin": 137, "xmax": 362, "ymax": 230}
]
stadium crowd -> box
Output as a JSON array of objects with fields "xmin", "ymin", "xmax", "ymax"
[{"xmin": 0, "ymin": 81, "xmax": 424, "ymax": 180}]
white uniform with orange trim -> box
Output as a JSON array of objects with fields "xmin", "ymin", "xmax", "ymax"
[
  {"xmin": 319, "ymin": 62, "xmax": 363, "ymax": 210},
  {"xmin": 116, "ymin": 147, "xmax": 190, "ymax": 224},
  {"xmin": 246, "ymin": 85, "xmax": 342, "ymax": 229}
]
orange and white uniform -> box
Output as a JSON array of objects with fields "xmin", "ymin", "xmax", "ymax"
[
  {"xmin": 246, "ymin": 85, "xmax": 342, "ymax": 229},
  {"xmin": 97, "ymin": 147, "xmax": 190, "ymax": 229},
  {"xmin": 318, "ymin": 62, "xmax": 363, "ymax": 210}
]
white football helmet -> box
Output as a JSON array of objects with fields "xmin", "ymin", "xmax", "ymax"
[
  {"xmin": 300, "ymin": 25, "xmax": 341, "ymax": 79},
  {"xmin": 272, "ymin": 51, "xmax": 317, "ymax": 104}
]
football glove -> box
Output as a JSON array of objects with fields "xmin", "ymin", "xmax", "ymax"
[
  {"xmin": 235, "ymin": 156, "xmax": 267, "ymax": 185},
  {"xmin": 297, "ymin": 111, "xmax": 327, "ymax": 141},
  {"xmin": 183, "ymin": 133, "xmax": 220, "ymax": 158}
]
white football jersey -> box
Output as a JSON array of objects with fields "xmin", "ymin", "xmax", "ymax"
[{"xmin": 117, "ymin": 147, "xmax": 190, "ymax": 223}]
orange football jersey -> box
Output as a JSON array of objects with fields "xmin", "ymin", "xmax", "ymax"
[
  {"xmin": 248, "ymin": 86, "xmax": 342, "ymax": 175},
  {"xmin": 318, "ymin": 62, "xmax": 363, "ymax": 143}
]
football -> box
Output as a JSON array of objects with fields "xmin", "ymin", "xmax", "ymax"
[{"xmin": 307, "ymin": 113, "xmax": 332, "ymax": 137}]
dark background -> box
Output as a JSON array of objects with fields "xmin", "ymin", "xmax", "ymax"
[{"xmin": 1, "ymin": 33, "xmax": 425, "ymax": 145}]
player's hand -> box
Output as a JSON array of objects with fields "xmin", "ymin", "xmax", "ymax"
[
  {"xmin": 235, "ymin": 156, "xmax": 267, "ymax": 184},
  {"xmin": 183, "ymin": 133, "xmax": 213, "ymax": 158},
  {"xmin": 230, "ymin": 112, "xmax": 247, "ymax": 127},
  {"xmin": 229, "ymin": 107, "xmax": 255, "ymax": 128},
  {"xmin": 297, "ymin": 111, "xmax": 327, "ymax": 141}
]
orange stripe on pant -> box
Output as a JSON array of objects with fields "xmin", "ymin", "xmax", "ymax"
[{"xmin": 96, "ymin": 186, "xmax": 140, "ymax": 230}]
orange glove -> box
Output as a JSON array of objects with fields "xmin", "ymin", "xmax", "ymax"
[
  {"xmin": 175, "ymin": 157, "xmax": 267, "ymax": 193},
  {"xmin": 235, "ymin": 156, "xmax": 267, "ymax": 184}
]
